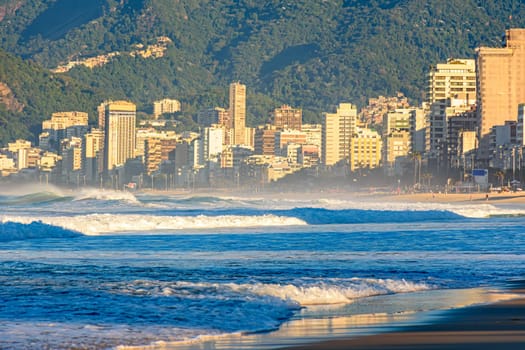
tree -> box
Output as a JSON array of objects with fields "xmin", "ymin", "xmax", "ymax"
[
  {"xmin": 495, "ymin": 170, "xmax": 505, "ymax": 187},
  {"xmin": 411, "ymin": 152, "xmax": 422, "ymax": 186}
]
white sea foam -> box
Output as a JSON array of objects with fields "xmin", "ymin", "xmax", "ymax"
[
  {"xmin": 208, "ymin": 195, "xmax": 525, "ymax": 218},
  {"xmin": 0, "ymin": 321, "xmax": 225, "ymax": 350},
  {"xmin": 313, "ymin": 198, "xmax": 525, "ymax": 218},
  {"xmin": 226, "ymin": 278, "xmax": 432, "ymax": 305},
  {"xmin": 74, "ymin": 188, "xmax": 140, "ymax": 204},
  {"xmin": 114, "ymin": 278, "xmax": 432, "ymax": 307},
  {"xmin": 1, "ymin": 213, "xmax": 307, "ymax": 235}
]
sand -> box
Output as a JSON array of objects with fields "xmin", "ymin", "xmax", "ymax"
[
  {"xmin": 277, "ymin": 286, "xmax": 525, "ymax": 350},
  {"xmin": 376, "ymin": 191, "xmax": 525, "ymax": 204},
  {"xmin": 139, "ymin": 187, "xmax": 525, "ymax": 205}
]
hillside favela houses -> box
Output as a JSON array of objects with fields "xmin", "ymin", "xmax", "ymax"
[{"xmin": 3, "ymin": 29, "xmax": 525, "ymax": 193}]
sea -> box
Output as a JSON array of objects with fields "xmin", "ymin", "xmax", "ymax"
[{"xmin": 1, "ymin": 185, "xmax": 525, "ymax": 349}]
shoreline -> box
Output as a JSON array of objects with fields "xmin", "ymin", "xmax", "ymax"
[
  {"xmin": 277, "ymin": 282, "xmax": 525, "ymax": 350},
  {"xmin": 373, "ymin": 191, "xmax": 525, "ymax": 204},
  {"xmin": 135, "ymin": 187, "xmax": 525, "ymax": 204}
]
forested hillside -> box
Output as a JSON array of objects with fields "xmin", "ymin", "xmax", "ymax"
[{"xmin": 1, "ymin": 0, "xmax": 525, "ymax": 145}]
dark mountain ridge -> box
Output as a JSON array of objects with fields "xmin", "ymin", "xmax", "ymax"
[{"xmin": 0, "ymin": 0, "xmax": 524, "ymax": 145}]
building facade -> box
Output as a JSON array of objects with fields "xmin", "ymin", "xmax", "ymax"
[
  {"xmin": 321, "ymin": 103, "xmax": 358, "ymax": 166},
  {"xmin": 476, "ymin": 29, "xmax": 525, "ymax": 161},
  {"xmin": 274, "ymin": 130, "xmax": 307, "ymax": 156},
  {"xmin": 103, "ymin": 101, "xmax": 137, "ymax": 172},
  {"xmin": 426, "ymin": 59, "xmax": 476, "ymax": 165},
  {"xmin": 350, "ymin": 128, "xmax": 382, "ymax": 171},
  {"xmin": 153, "ymin": 98, "xmax": 181, "ymax": 119},
  {"xmin": 254, "ymin": 125, "xmax": 277, "ymax": 156},
  {"xmin": 229, "ymin": 82, "xmax": 247, "ymax": 145},
  {"xmin": 272, "ymin": 105, "xmax": 302, "ymax": 130}
]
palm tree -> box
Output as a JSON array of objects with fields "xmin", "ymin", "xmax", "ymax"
[
  {"xmin": 411, "ymin": 152, "xmax": 422, "ymax": 186},
  {"xmin": 495, "ymin": 170, "xmax": 505, "ymax": 187}
]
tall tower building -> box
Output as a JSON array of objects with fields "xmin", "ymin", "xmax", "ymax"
[
  {"xmin": 84, "ymin": 128, "xmax": 104, "ymax": 183},
  {"xmin": 350, "ymin": 127, "xmax": 382, "ymax": 171},
  {"xmin": 229, "ymin": 82, "xmax": 246, "ymax": 145},
  {"xmin": 144, "ymin": 138, "xmax": 162, "ymax": 175},
  {"xmin": 202, "ymin": 126, "xmax": 225, "ymax": 162},
  {"xmin": 103, "ymin": 101, "xmax": 136, "ymax": 172},
  {"xmin": 477, "ymin": 28, "xmax": 525, "ymax": 161},
  {"xmin": 97, "ymin": 102, "xmax": 107, "ymax": 130},
  {"xmin": 382, "ymin": 109, "xmax": 412, "ymax": 169},
  {"xmin": 426, "ymin": 59, "xmax": 476, "ymax": 165},
  {"xmin": 321, "ymin": 103, "xmax": 358, "ymax": 166}
]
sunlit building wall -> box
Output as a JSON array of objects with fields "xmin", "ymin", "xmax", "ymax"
[
  {"xmin": 103, "ymin": 101, "xmax": 136, "ymax": 172},
  {"xmin": 477, "ymin": 29, "xmax": 525, "ymax": 160},
  {"xmin": 321, "ymin": 103, "xmax": 358, "ymax": 166}
]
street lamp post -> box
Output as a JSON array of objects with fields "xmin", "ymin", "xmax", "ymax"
[{"xmin": 512, "ymin": 147, "xmax": 516, "ymax": 180}]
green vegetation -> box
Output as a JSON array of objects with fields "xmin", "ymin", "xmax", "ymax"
[
  {"xmin": 0, "ymin": 50, "xmax": 106, "ymax": 144},
  {"xmin": 1, "ymin": 0, "xmax": 525, "ymax": 145}
]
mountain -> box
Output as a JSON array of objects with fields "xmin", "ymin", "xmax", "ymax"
[
  {"xmin": 0, "ymin": 49, "xmax": 107, "ymax": 143},
  {"xmin": 1, "ymin": 0, "xmax": 525, "ymax": 145}
]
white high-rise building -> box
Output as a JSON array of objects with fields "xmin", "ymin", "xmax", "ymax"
[
  {"xmin": 321, "ymin": 103, "xmax": 358, "ymax": 166},
  {"xmin": 103, "ymin": 101, "xmax": 136, "ymax": 172},
  {"xmin": 426, "ymin": 58, "xmax": 476, "ymax": 163},
  {"xmin": 202, "ymin": 126, "xmax": 224, "ymax": 163}
]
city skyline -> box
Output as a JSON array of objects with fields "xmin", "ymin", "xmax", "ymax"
[{"xmin": 2, "ymin": 30, "xmax": 525, "ymax": 191}]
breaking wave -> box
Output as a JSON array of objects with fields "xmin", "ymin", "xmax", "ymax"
[
  {"xmin": 73, "ymin": 188, "xmax": 140, "ymax": 204},
  {"xmin": 1, "ymin": 214, "xmax": 307, "ymax": 235},
  {"xmin": 0, "ymin": 186, "xmax": 140, "ymax": 206},
  {"xmin": 0, "ymin": 221, "xmax": 82, "ymax": 242},
  {"xmin": 0, "ymin": 192, "xmax": 72, "ymax": 206},
  {"xmin": 111, "ymin": 277, "xmax": 432, "ymax": 307}
]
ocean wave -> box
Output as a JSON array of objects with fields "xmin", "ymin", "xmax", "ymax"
[
  {"xmin": 0, "ymin": 191, "xmax": 73, "ymax": 206},
  {"xmin": 145, "ymin": 195, "xmax": 525, "ymax": 220},
  {"xmin": 0, "ymin": 186, "xmax": 141, "ymax": 206},
  {"xmin": 0, "ymin": 221, "xmax": 82, "ymax": 242},
  {"xmin": 0, "ymin": 321, "xmax": 230, "ymax": 350},
  {"xmin": 227, "ymin": 278, "xmax": 432, "ymax": 306},
  {"xmin": 217, "ymin": 196, "xmax": 525, "ymax": 219},
  {"xmin": 114, "ymin": 278, "xmax": 432, "ymax": 307},
  {"xmin": 73, "ymin": 188, "xmax": 141, "ymax": 204},
  {"xmin": 279, "ymin": 207, "xmax": 462, "ymax": 224},
  {"xmin": 1, "ymin": 214, "xmax": 307, "ymax": 235}
]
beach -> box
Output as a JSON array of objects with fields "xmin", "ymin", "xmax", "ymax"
[
  {"xmin": 2, "ymin": 188, "xmax": 525, "ymax": 349},
  {"xmin": 257, "ymin": 191, "xmax": 525, "ymax": 350},
  {"xmin": 377, "ymin": 191, "xmax": 525, "ymax": 204},
  {"xmin": 281, "ymin": 285, "xmax": 525, "ymax": 350},
  {"xmin": 269, "ymin": 192, "xmax": 525, "ymax": 350},
  {"xmin": 139, "ymin": 187, "xmax": 525, "ymax": 204}
]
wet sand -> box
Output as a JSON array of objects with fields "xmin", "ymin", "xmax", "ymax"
[{"xmin": 278, "ymin": 288, "xmax": 525, "ymax": 350}]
